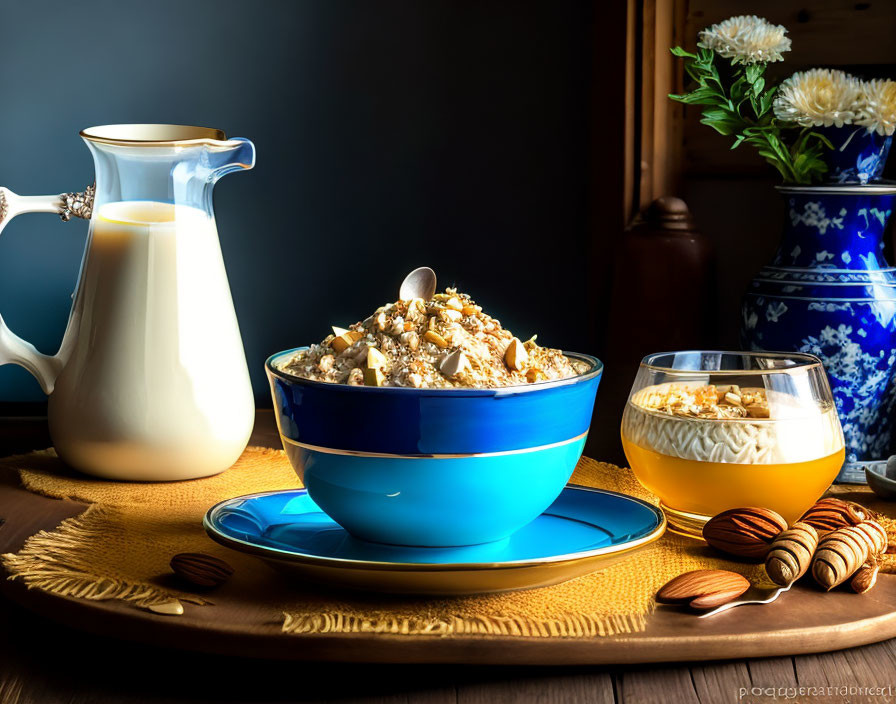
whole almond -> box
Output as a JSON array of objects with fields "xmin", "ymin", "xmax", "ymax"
[
  {"xmin": 170, "ymin": 553, "xmax": 234, "ymax": 589},
  {"xmin": 800, "ymin": 498, "xmax": 867, "ymax": 532},
  {"xmin": 702, "ymin": 507, "xmax": 788, "ymax": 559},
  {"xmin": 656, "ymin": 570, "xmax": 751, "ymax": 611}
]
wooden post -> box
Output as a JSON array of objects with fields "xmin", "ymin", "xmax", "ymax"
[{"xmin": 636, "ymin": 0, "xmax": 687, "ymax": 215}]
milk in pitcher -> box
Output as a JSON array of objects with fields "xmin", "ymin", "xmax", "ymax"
[{"xmin": 48, "ymin": 200, "xmax": 254, "ymax": 480}]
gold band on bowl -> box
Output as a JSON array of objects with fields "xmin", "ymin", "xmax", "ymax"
[{"xmin": 279, "ymin": 432, "xmax": 589, "ymax": 459}]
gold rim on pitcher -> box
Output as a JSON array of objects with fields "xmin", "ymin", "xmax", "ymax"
[{"xmin": 80, "ymin": 124, "xmax": 237, "ymax": 147}]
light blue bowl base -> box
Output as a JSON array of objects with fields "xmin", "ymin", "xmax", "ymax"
[{"xmin": 283, "ymin": 436, "xmax": 587, "ymax": 547}]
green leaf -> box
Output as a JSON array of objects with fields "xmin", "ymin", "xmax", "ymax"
[
  {"xmin": 728, "ymin": 76, "xmax": 747, "ymax": 104},
  {"xmin": 669, "ymin": 89, "xmax": 724, "ymax": 106},
  {"xmin": 701, "ymin": 108, "xmax": 737, "ymax": 121},
  {"xmin": 670, "ymin": 46, "xmax": 697, "ymax": 59},
  {"xmin": 745, "ymin": 64, "xmax": 764, "ymax": 83},
  {"xmin": 759, "ymin": 89, "xmax": 777, "ymax": 116},
  {"xmin": 809, "ymin": 130, "xmax": 834, "ymax": 150},
  {"xmin": 684, "ymin": 62, "xmax": 709, "ymax": 83},
  {"xmin": 700, "ymin": 116, "xmax": 741, "ymax": 136}
]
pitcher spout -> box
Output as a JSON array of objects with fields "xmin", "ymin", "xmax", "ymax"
[{"xmin": 207, "ymin": 137, "xmax": 256, "ymax": 181}]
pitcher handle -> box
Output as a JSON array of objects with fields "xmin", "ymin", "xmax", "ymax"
[{"xmin": 0, "ymin": 184, "xmax": 94, "ymax": 394}]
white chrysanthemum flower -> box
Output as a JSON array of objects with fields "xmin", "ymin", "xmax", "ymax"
[
  {"xmin": 773, "ymin": 69, "xmax": 862, "ymax": 128},
  {"xmin": 697, "ymin": 15, "xmax": 791, "ymax": 64},
  {"xmin": 856, "ymin": 79, "xmax": 896, "ymax": 136}
]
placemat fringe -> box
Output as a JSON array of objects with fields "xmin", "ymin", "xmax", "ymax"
[
  {"xmin": 281, "ymin": 610, "xmax": 647, "ymax": 638},
  {"xmin": 1, "ymin": 504, "xmax": 206, "ymax": 607}
]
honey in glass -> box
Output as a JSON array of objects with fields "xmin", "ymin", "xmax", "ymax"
[{"xmin": 621, "ymin": 352, "xmax": 845, "ymax": 538}]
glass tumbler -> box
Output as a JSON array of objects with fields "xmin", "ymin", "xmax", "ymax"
[{"xmin": 621, "ymin": 351, "xmax": 845, "ymax": 538}]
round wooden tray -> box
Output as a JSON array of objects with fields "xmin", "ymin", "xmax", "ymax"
[{"xmin": 2, "ymin": 416, "xmax": 896, "ymax": 665}]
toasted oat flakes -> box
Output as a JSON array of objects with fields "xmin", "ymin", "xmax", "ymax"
[
  {"xmin": 276, "ymin": 288, "xmax": 589, "ymax": 388},
  {"xmin": 633, "ymin": 383, "xmax": 770, "ymax": 420}
]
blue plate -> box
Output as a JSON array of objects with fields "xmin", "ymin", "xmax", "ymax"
[{"xmin": 204, "ymin": 485, "xmax": 666, "ymax": 595}]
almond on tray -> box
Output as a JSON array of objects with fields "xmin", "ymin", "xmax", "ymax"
[{"xmin": 275, "ymin": 288, "xmax": 589, "ymax": 389}]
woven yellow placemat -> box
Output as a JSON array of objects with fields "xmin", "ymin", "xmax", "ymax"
[{"xmin": 1, "ymin": 447, "xmax": 781, "ymax": 638}]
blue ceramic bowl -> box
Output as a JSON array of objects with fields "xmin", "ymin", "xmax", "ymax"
[{"xmin": 265, "ymin": 349, "xmax": 603, "ymax": 547}]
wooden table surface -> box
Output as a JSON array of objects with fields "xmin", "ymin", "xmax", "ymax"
[{"xmin": 2, "ymin": 413, "xmax": 896, "ymax": 704}]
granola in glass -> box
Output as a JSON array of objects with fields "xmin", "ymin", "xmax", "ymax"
[
  {"xmin": 633, "ymin": 383, "xmax": 770, "ymax": 420},
  {"xmin": 276, "ymin": 288, "xmax": 589, "ymax": 388}
]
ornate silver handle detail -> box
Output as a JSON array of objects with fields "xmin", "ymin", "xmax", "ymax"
[
  {"xmin": 0, "ymin": 183, "xmax": 95, "ymax": 232},
  {"xmin": 59, "ymin": 183, "xmax": 95, "ymax": 222}
]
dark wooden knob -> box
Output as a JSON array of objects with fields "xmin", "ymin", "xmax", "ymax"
[{"xmin": 646, "ymin": 196, "xmax": 696, "ymax": 232}]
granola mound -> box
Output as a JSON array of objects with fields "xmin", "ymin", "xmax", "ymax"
[{"xmin": 276, "ymin": 288, "xmax": 589, "ymax": 388}]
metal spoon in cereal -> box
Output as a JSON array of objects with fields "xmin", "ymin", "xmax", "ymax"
[{"xmin": 399, "ymin": 267, "xmax": 437, "ymax": 302}]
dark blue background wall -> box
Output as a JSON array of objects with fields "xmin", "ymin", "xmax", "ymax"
[{"xmin": 0, "ymin": 0, "xmax": 603, "ymax": 404}]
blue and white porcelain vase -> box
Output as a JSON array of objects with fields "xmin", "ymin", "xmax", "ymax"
[
  {"xmin": 822, "ymin": 126, "xmax": 893, "ymax": 185},
  {"xmin": 742, "ymin": 184, "xmax": 896, "ymax": 483}
]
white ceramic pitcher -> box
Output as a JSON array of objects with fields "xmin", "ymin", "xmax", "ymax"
[{"xmin": 0, "ymin": 124, "xmax": 256, "ymax": 481}]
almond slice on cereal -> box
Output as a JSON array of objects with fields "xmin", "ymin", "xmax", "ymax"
[
  {"xmin": 331, "ymin": 334, "xmax": 352, "ymax": 354},
  {"xmin": 526, "ymin": 368, "xmax": 545, "ymax": 383},
  {"xmin": 363, "ymin": 367, "xmax": 385, "ymax": 386},
  {"xmin": 444, "ymin": 296, "xmax": 464, "ymax": 312},
  {"xmin": 440, "ymin": 349, "xmax": 468, "ymax": 377},
  {"xmin": 504, "ymin": 337, "xmax": 528, "ymax": 371},
  {"xmin": 366, "ymin": 348, "xmax": 388, "ymax": 369},
  {"xmin": 331, "ymin": 330, "xmax": 363, "ymax": 354},
  {"xmin": 424, "ymin": 330, "xmax": 449, "ymax": 348}
]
